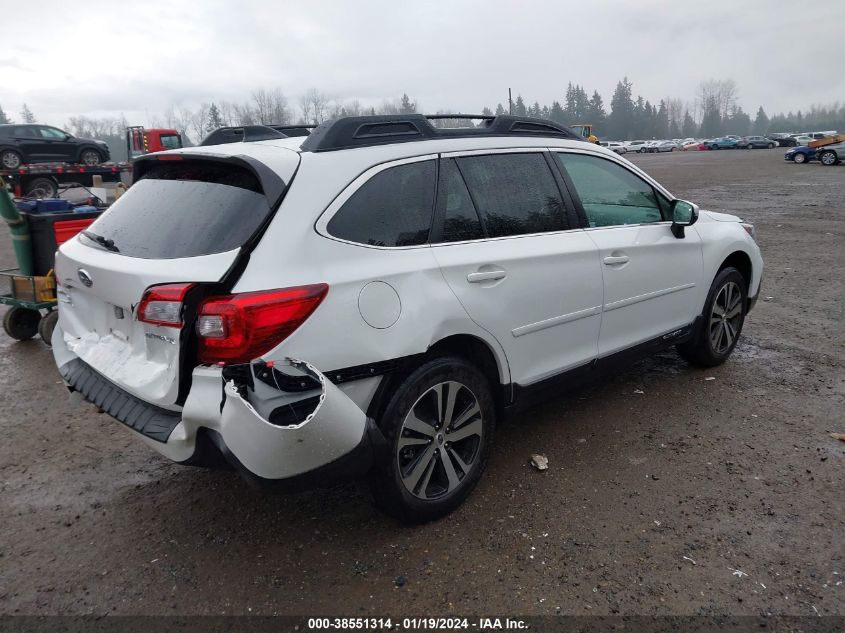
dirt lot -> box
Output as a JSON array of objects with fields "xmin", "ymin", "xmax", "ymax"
[{"xmin": 0, "ymin": 149, "xmax": 842, "ymax": 618}]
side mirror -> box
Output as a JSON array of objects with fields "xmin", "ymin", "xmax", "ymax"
[
  {"xmin": 64, "ymin": 134, "xmax": 73, "ymax": 141},
  {"xmin": 670, "ymin": 199, "xmax": 698, "ymax": 238}
]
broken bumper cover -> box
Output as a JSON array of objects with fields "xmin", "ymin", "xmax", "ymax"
[{"xmin": 55, "ymin": 339, "xmax": 383, "ymax": 490}]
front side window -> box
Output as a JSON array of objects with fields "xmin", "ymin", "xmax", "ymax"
[
  {"xmin": 456, "ymin": 153, "xmax": 566, "ymax": 238},
  {"xmin": 327, "ymin": 160, "xmax": 435, "ymax": 247},
  {"xmin": 555, "ymin": 153, "xmax": 666, "ymax": 228}
]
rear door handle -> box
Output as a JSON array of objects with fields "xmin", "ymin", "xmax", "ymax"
[
  {"xmin": 603, "ymin": 255, "xmax": 630, "ymax": 265},
  {"xmin": 467, "ymin": 270, "xmax": 506, "ymax": 283}
]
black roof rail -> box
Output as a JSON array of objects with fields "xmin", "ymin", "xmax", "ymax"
[
  {"xmin": 199, "ymin": 124, "xmax": 316, "ymax": 146},
  {"xmin": 299, "ymin": 114, "xmax": 580, "ymax": 153}
]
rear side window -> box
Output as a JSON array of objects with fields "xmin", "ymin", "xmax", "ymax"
[
  {"xmin": 12, "ymin": 127, "xmax": 36, "ymax": 138},
  {"xmin": 436, "ymin": 158, "xmax": 484, "ymax": 243},
  {"xmin": 84, "ymin": 160, "xmax": 270, "ymax": 259},
  {"xmin": 327, "ymin": 160, "xmax": 435, "ymax": 247},
  {"xmin": 456, "ymin": 153, "xmax": 566, "ymax": 238}
]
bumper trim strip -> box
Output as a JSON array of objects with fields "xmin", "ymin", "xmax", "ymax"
[{"xmin": 59, "ymin": 358, "xmax": 181, "ymax": 443}]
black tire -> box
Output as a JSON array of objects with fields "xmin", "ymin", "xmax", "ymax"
[
  {"xmin": 677, "ymin": 267, "xmax": 747, "ymax": 368},
  {"xmin": 1, "ymin": 149, "xmax": 23, "ymax": 169},
  {"xmin": 38, "ymin": 310, "xmax": 59, "ymax": 347},
  {"xmin": 768, "ymin": 143, "xmax": 775, "ymax": 149},
  {"xmin": 819, "ymin": 150, "xmax": 839, "ymax": 166},
  {"xmin": 367, "ymin": 355, "xmax": 496, "ymax": 523},
  {"xmin": 711, "ymin": 145, "xmax": 719, "ymax": 150},
  {"xmin": 79, "ymin": 149, "xmax": 102, "ymax": 166},
  {"xmin": 24, "ymin": 177, "xmax": 58, "ymax": 198},
  {"xmin": 3, "ymin": 306, "xmax": 41, "ymax": 341},
  {"xmin": 793, "ymin": 152, "xmax": 807, "ymax": 164}
]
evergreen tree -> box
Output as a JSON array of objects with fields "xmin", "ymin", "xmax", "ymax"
[
  {"xmin": 549, "ymin": 100, "xmax": 565, "ymax": 124},
  {"xmin": 529, "ymin": 101, "xmax": 542, "ymax": 118},
  {"xmin": 0, "ymin": 104, "xmax": 9, "ymax": 124},
  {"xmin": 564, "ymin": 83, "xmax": 577, "ymax": 123},
  {"xmin": 608, "ymin": 77, "xmax": 634, "ymax": 139},
  {"xmin": 495, "ymin": 103, "xmax": 506, "ymax": 116},
  {"xmin": 700, "ymin": 101, "xmax": 723, "ymax": 138},
  {"xmin": 752, "ymin": 106, "xmax": 769, "ymax": 135},
  {"xmin": 681, "ymin": 110, "xmax": 698, "ymax": 138},
  {"xmin": 573, "ymin": 86, "xmax": 590, "ymax": 122},
  {"xmin": 655, "ymin": 100, "xmax": 670, "ymax": 138},
  {"xmin": 20, "ymin": 103, "xmax": 35, "ymax": 123},
  {"xmin": 399, "ymin": 93, "xmax": 417, "ymax": 114},
  {"xmin": 481, "ymin": 107, "xmax": 493, "ymax": 117},
  {"xmin": 587, "ymin": 91, "xmax": 606, "ymax": 132},
  {"xmin": 726, "ymin": 105, "xmax": 751, "ymax": 135},
  {"xmin": 207, "ymin": 103, "xmax": 223, "ymax": 130},
  {"xmin": 513, "ymin": 95, "xmax": 527, "ymax": 116}
]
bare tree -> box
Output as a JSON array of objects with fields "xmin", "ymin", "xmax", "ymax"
[
  {"xmin": 189, "ymin": 103, "xmax": 210, "ymax": 142},
  {"xmin": 299, "ymin": 88, "xmax": 328, "ymax": 125}
]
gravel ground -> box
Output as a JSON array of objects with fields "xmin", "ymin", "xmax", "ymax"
[{"xmin": 0, "ymin": 149, "xmax": 842, "ymax": 617}]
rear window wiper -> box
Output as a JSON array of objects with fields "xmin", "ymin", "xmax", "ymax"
[{"xmin": 81, "ymin": 230, "xmax": 120, "ymax": 253}]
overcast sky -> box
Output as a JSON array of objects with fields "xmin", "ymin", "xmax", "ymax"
[{"xmin": 2, "ymin": 0, "xmax": 842, "ymax": 127}]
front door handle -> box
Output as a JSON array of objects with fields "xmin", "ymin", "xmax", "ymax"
[
  {"xmin": 467, "ymin": 269, "xmax": 506, "ymax": 283},
  {"xmin": 603, "ymin": 255, "xmax": 630, "ymax": 265}
]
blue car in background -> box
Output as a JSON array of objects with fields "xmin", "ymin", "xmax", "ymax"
[
  {"xmin": 784, "ymin": 146, "xmax": 817, "ymax": 164},
  {"xmin": 707, "ymin": 137, "xmax": 740, "ymax": 150}
]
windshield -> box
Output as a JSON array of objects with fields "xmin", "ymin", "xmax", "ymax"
[{"xmin": 84, "ymin": 160, "xmax": 270, "ymax": 259}]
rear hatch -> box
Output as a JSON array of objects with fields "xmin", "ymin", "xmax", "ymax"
[{"xmin": 54, "ymin": 151, "xmax": 299, "ymax": 408}]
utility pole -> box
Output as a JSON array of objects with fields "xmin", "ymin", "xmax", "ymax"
[{"xmin": 508, "ymin": 88, "xmax": 513, "ymax": 115}]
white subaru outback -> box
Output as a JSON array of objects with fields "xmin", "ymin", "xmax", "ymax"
[{"xmin": 52, "ymin": 115, "xmax": 763, "ymax": 523}]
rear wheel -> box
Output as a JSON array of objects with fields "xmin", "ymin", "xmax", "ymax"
[
  {"xmin": 3, "ymin": 306, "xmax": 41, "ymax": 341},
  {"xmin": 1, "ymin": 150, "xmax": 23, "ymax": 169},
  {"xmin": 819, "ymin": 150, "xmax": 839, "ymax": 166},
  {"xmin": 368, "ymin": 356, "xmax": 495, "ymax": 523},
  {"xmin": 79, "ymin": 149, "xmax": 102, "ymax": 166},
  {"xmin": 38, "ymin": 310, "xmax": 59, "ymax": 347},
  {"xmin": 768, "ymin": 143, "xmax": 775, "ymax": 149},
  {"xmin": 677, "ymin": 267, "xmax": 747, "ymax": 368},
  {"xmin": 24, "ymin": 177, "xmax": 59, "ymax": 198},
  {"xmin": 793, "ymin": 152, "xmax": 807, "ymax": 164}
]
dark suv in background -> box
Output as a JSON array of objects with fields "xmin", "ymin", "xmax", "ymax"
[{"xmin": 0, "ymin": 124, "xmax": 111, "ymax": 169}]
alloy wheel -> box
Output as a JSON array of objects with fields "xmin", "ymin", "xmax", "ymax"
[
  {"xmin": 397, "ymin": 380, "xmax": 483, "ymax": 500},
  {"xmin": 820, "ymin": 152, "xmax": 837, "ymax": 166},
  {"xmin": 1, "ymin": 151, "xmax": 21, "ymax": 169},
  {"xmin": 709, "ymin": 281, "xmax": 742, "ymax": 354},
  {"xmin": 81, "ymin": 150, "xmax": 100, "ymax": 166}
]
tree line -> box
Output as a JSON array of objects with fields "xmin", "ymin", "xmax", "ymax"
[{"xmin": 2, "ymin": 77, "xmax": 843, "ymax": 161}]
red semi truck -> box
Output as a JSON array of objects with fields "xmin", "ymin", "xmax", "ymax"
[{"xmin": 0, "ymin": 126, "xmax": 182, "ymax": 198}]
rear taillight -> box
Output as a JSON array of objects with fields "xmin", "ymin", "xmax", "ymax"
[
  {"xmin": 137, "ymin": 283, "xmax": 195, "ymax": 328},
  {"xmin": 196, "ymin": 284, "xmax": 328, "ymax": 365}
]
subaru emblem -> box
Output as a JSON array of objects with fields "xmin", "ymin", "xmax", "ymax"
[{"xmin": 78, "ymin": 269, "xmax": 93, "ymax": 287}]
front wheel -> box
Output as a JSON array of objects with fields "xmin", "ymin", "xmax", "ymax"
[
  {"xmin": 819, "ymin": 151, "xmax": 839, "ymax": 166},
  {"xmin": 79, "ymin": 149, "xmax": 102, "ymax": 166},
  {"xmin": 768, "ymin": 143, "xmax": 775, "ymax": 149},
  {"xmin": 3, "ymin": 306, "xmax": 41, "ymax": 341},
  {"xmin": 677, "ymin": 267, "xmax": 747, "ymax": 368},
  {"xmin": 368, "ymin": 356, "xmax": 495, "ymax": 523},
  {"xmin": 793, "ymin": 152, "xmax": 807, "ymax": 164}
]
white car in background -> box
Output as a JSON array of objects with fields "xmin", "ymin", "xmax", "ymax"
[
  {"xmin": 625, "ymin": 140, "xmax": 648, "ymax": 153},
  {"xmin": 51, "ymin": 114, "xmax": 763, "ymax": 523},
  {"xmin": 604, "ymin": 141, "xmax": 628, "ymax": 154}
]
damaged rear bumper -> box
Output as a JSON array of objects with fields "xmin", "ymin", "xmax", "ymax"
[{"xmin": 55, "ymin": 328, "xmax": 384, "ymax": 490}]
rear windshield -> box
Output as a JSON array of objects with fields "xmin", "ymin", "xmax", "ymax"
[{"xmin": 85, "ymin": 160, "xmax": 270, "ymax": 259}]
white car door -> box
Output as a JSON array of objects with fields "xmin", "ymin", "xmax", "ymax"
[
  {"xmin": 552, "ymin": 151, "xmax": 704, "ymax": 357},
  {"xmin": 430, "ymin": 151, "xmax": 604, "ymax": 387}
]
